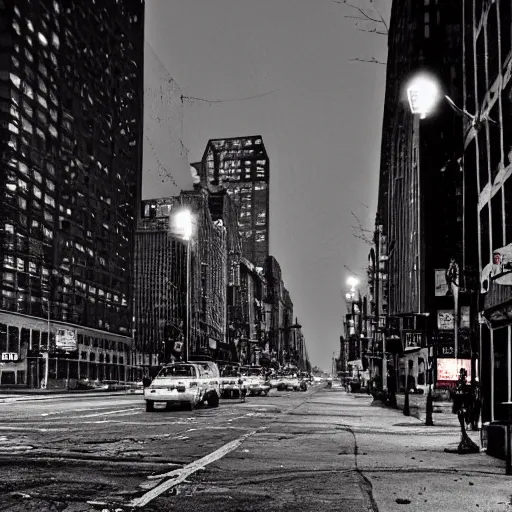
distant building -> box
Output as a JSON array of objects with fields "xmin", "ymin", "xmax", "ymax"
[
  {"xmin": 136, "ymin": 187, "xmax": 238, "ymax": 366},
  {"xmin": 196, "ymin": 135, "xmax": 270, "ymax": 267},
  {"xmin": 135, "ymin": 199, "xmax": 187, "ymax": 367},
  {"xmin": 264, "ymin": 255, "xmax": 296, "ymax": 367},
  {"xmin": 0, "ymin": 0, "xmax": 144, "ymax": 387}
]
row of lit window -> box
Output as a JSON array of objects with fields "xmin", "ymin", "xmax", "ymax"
[
  {"xmin": 213, "ymin": 138, "xmax": 262, "ymax": 148},
  {"xmin": 2, "ymin": 260, "xmax": 128, "ymax": 306},
  {"xmin": 6, "ymin": 176, "xmax": 55, "ymax": 197},
  {"xmin": 5, "ymin": 219, "xmax": 53, "ymax": 239},
  {"xmin": 7, "ymin": 156, "xmax": 55, "ymax": 181},
  {"xmin": 12, "ymin": 19, "xmax": 60, "ymax": 50}
]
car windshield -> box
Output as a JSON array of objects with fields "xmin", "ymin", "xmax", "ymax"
[
  {"xmin": 220, "ymin": 366, "xmax": 239, "ymax": 377},
  {"xmin": 157, "ymin": 365, "xmax": 196, "ymax": 378},
  {"xmin": 241, "ymin": 367, "xmax": 262, "ymax": 376}
]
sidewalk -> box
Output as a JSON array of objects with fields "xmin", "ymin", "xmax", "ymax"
[{"xmin": 339, "ymin": 391, "xmax": 512, "ymax": 512}]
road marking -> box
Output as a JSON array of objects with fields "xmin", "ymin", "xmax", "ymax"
[
  {"xmin": 74, "ymin": 408, "xmax": 141, "ymax": 418},
  {"xmin": 128, "ymin": 429, "xmax": 262, "ymax": 508},
  {"xmin": 40, "ymin": 403, "xmax": 137, "ymax": 416}
]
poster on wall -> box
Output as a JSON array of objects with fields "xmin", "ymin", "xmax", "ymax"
[
  {"xmin": 437, "ymin": 310, "xmax": 454, "ymax": 330},
  {"xmin": 460, "ymin": 306, "xmax": 470, "ymax": 329},
  {"xmin": 55, "ymin": 329, "xmax": 77, "ymax": 351},
  {"xmin": 437, "ymin": 308, "xmax": 470, "ymax": 330},
  {"xmin": 437, "ymin": 358, "xmax": 472, "ymax": 386},
  {"xmin": 435, "ymin": 269, "xmax": 449, "ymax": 296}
]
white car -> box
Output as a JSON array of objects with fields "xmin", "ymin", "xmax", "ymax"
[
  {"xmin": 144, "ymin": 362, "xmax": 220, "ymax": 412},
  {"xmin": 240, "ymin": 366, "xmax": 270, "ymax": 396},
  {"xmin": 219, "ymin": 363, "xmax": 242, "ymax": 398}
]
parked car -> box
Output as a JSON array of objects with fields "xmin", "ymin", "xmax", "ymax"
[
  {"xmin": 144, "ymin": 362, "xmax": 220, "ymax": 412},
  {"xmin": 219, "ymin": 363, "xmax": 242, "ymax": 398},
  {"xmin": 240, "ymin": 365, "xmax": 270, "ymax": 396},
  {"xmin": 277, "ymin": 371, "xmax": 300, "ymax": 391},
  {"xmin": 126, "ymin": 381, "xmax": 144, "ymax": 394},
  {"xmin": 101, "ymin": 380, "xmax": 126, "ymax": 391}
]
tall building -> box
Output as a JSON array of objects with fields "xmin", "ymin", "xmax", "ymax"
[
  {"xmin": 197, "ymin": 136, "xmax": 270, "ymax": 267},
  {"xmin": 464, "ymin": 0, "xmax": 512, "ymax": 456},
  {"xmin": 375, "ymin": 0, "xmax": 465, "ymax": 391},
  {"xmin": 136, "ymin": 187, "xmax": 235, "ymax": 367},
  {"xmin": 136, "ymin": 198, "xmax": 188, "ymax": 368},
  {"xmin": 0, "ymin": 0, "xmax": 144, "ymax": 386}
]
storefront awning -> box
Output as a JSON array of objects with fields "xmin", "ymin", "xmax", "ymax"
[{"xmin": 482, "ymin": 278, "xmax": 512, "ymax": 328}]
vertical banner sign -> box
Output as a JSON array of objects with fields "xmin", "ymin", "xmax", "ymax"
[{"xmin": 435, "ymin": 269, "xmax": 449, "ymax": 296}]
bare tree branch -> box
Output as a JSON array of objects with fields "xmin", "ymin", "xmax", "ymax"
[
  {"xmin": 350, "ymin": 211, "xmax": 374, "ymax": 245},
  {"xmin": 333, "ymin": 0, "xmax": 390, "ymax": 63},
  {"xmin": 352, "ymin": 233, "xmax": 373, "ymax": 245},
  {"xmin": 344, "ymin": 265, "xmax": 361, "ymax": 277},
  {"xmin": 355, "ymin": 26, "xmax": 388, "ymax": 36},
  {"xmin": 333, "ymin": 0, "xmax": 389, "ymax": 32},
  {"xmin": 349, "ymin": 57, "xmax": 386, "ymax": 65}
]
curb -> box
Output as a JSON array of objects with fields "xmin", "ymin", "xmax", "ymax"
[{"xmin": 0, "ymin": 391, "xmax": 137, "ymax": 403}]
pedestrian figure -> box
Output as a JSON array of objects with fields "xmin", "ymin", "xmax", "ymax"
[{"xmin": 238, "ymin": 373, "xmax": 247, "ymax": 402}]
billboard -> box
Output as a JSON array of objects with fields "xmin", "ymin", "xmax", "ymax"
[
  {"xmin": 55, "ymin": 329, "xmax": 77, "ymax": 351},
  {"xmin": 437, "ymin": 358, "xmax": 471, "ymax": 385},
  {"xmin": 437, "ymin": 307, "xmax": 470, "ymax": 330}
]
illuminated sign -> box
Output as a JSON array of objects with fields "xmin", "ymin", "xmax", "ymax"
[
  {"xmin": 55, "ymin": 329, "xmax": 77, "ymax": 351},
  {"xmin": 437, "ymin": 358, "xmax": 471, "ymax": 384},
  {"xmin": 1, "ymin": 352, "xmax": 18, "ymax": 362}
]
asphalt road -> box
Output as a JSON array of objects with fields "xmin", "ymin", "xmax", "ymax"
[
  {"xmin": 1, "ymin": 383, "xmax": 371, "ymax": 512},
  {"xmin": 1, "ymin": 384, "xmax": 509, "ymax": 512}
]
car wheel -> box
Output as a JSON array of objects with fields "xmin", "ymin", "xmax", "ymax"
[
  {"xmin": 145, "ymin": 401, "xmax": 154, "ymax": 412},
  {"xmin": 207, "ymin": 392, "xmax": 220, "ymax": 408}
]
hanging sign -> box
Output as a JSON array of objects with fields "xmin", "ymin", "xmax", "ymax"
[{"xmin": 1, "ymin": 352, "xmax": 18, "ymax": 362}]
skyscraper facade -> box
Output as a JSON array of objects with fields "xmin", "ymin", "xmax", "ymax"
[
  {"xmin": 0, "ymin": 0, "xmax": 144, "ymax": 386},
  {"xmin": 374, "ymin": 0, "xmax": 465, "ymax": 391},
  {"xmin": 198, "ymin": 136, "xmax": 269, "ymax": 267},
  {"xmin": 464, "ymin": 0, "xmax": 512, "ymax": 445}
]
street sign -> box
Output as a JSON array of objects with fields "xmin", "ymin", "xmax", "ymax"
[{"xmin": 1, "ymin": 352, "xmax": 18, "ymax": 362}]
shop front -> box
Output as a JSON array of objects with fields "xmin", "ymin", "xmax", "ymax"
[
  {"xmin": 0, "ymin": 311, "xmax": 133, "ymax": 389},
  {"xmin": 480, "ymin": 277, "xmax": 512, "ymax": 458}
]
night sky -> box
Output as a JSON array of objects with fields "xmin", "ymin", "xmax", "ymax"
[{"xmin": 144, "ymin": 0, "xmax": 392, "ymax": 371}]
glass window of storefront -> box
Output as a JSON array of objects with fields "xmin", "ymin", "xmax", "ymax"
[
  {"xmin": 0, "ymin": 324, "xmax": 7, "ymax": 353},
  {"xmin": 8, "ymin": 326, "xmax": 19, "ymax": 353}
]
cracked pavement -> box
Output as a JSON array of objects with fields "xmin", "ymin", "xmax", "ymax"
[{"xmin": 0, "ymin": 384, "xmax": 511, "ymax": 511}]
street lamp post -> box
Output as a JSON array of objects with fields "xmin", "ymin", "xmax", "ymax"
[
  {"xmin": 172, "ymin": 208, "xmax": 194, "ymax": 363},
  {"xmin": 406, "ymin": 73, "xmax": 464, "ymax": 426}
]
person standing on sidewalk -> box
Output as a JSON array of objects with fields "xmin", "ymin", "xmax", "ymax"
[{"xmin": 238, "ymin": 373, "xmax": 247, "ymax": 402}]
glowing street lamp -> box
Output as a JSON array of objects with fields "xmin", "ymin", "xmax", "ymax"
[
  {"xmin": 347, "ymin": 276, "xmax": 359, "ymax": 291},
  {"xmin": 406, "ymin": 74, "xmax": 441, "ymax": 119},
  {"xmin": 173, "ymin": 209, "xmax": 193, "ymax": 241}
]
